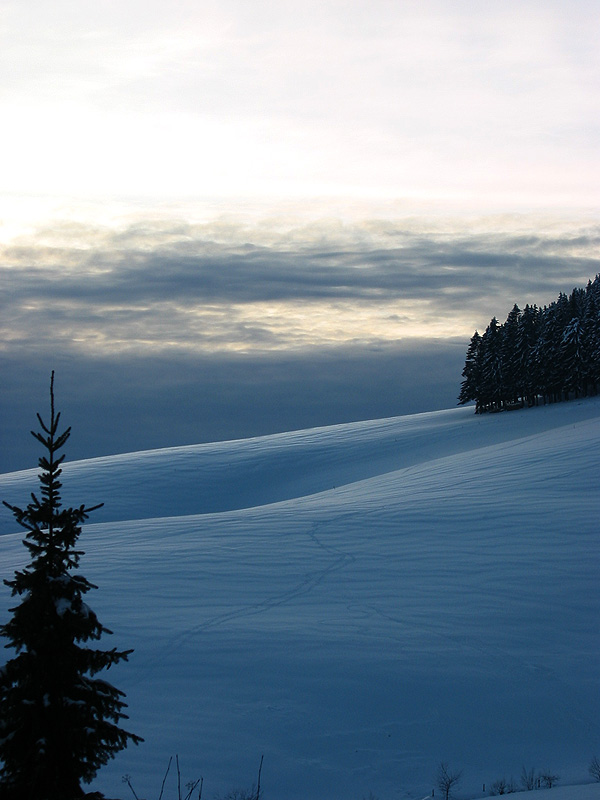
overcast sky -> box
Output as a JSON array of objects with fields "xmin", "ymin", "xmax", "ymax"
[{"xmin": 1, "ymin": 0, "xmax": 599, "ymax": 472}]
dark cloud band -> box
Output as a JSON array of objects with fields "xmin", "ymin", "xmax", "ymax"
[
  {"xmin": 1, "ymin": 214, "xmax": 598, "ymax": 473},
  {"xmin": 2, "ymin": 218, "xmax": 599, "ymax": 351}
]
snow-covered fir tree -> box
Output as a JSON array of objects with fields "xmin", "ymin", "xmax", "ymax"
[
  {"xmin": 457, "ymin": 330, "xmax": 482, "ymax": 408},
  {"xmin": 0, "ymin": 373, "xmax": 142, "ymax": 800},
  {"xmin": 459, "ymin": 273, "xmax": 600, "ymax": 412},
  {"xmin": 479, "ymin": 316, "xmax": 504, "ymax": 410},
  {"xmin": 500, "ymin": 303, "xmax": 521, "ymax": 403}
]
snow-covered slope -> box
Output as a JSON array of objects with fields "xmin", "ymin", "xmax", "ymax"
[
  {"xmin": 477, "ymin": 788, "xmax": 600, "ymax": 800},
  {"xmin": 1, "ymin": 399, "xmax": 599, "ymax": 800}
]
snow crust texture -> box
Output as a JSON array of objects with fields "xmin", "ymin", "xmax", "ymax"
[{"xmin": 1, "ymin": 399, "xmax": 599, "ymax": 799}]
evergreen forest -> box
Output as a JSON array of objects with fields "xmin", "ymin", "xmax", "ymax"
[{"xmin": 459, "ymin": 274, "xmax": 600, "ymax": 413}]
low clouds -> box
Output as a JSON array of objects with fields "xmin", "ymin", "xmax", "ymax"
[
  {"xmin": 0, "ymin": 340, "xmax": 466, "ymax": 474},
  {"xmin": 1, "ymin": 212, "xmax": 599, "ymax": 472},
  {"xmin": 3, "ymin": 215, "xmax": 599, "ymax": 356}
]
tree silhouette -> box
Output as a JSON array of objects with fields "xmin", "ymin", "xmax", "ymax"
[
  {"xmin": 0, "ymin": 373, "xmax": 142, "ymax": 800},
  {"xmin": 435, "ymin": 761, "xmax": 462, "ymax": 800},
  {"xmin": 459, "ymin": 273, "xmax": 600, "ymax": 412}
]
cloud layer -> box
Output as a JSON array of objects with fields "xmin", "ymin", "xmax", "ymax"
[
  {"xmin": 3, "ymin": 214, "xmax": 599, "ymax": 357},
  {"xmin": 1, "ymin": 212, "xmax": 599, "ymax": 473},
  {"xmin": 0, "ymin": 341, "xmax": 466, "ymax": 474}
]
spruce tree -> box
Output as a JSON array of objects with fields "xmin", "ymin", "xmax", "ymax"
[
  {"xmin": 581, "ymin": 284, "xmax": 600, "ymax": 395},
  {"xmin": 538, "ymin": 304, "xmax": 563, "ymax": 402},
  {"xmin": 560, "ymin": 315, "xmax": 585, "ymax": 398},
  {"xmin": 0, "ymin": 373, "xmax": 142, "ymax": 800},
  {"xmin": 479, "ymin": 316, "xmax": 504, "ymax": 410},
  {"xmin": 501, "ymin": 304, "xmax": 521, "ymax": 403},
  {"xmin": 458, "ymin": 330, "xmax": 482, "ymax": 409},
  {"xmin": 516, "ymin": 304, "xmax": 541, "ymax": 406},
  {"xmin": 458, "ymin": 273, "xmax": 600, "ymax": 413}
]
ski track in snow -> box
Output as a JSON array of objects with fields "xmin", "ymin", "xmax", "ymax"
[
  {"xmin": 164, "ymin": 517, "xmax": 357, "ymax": 648},
  {"xmin": 0, "ymin": 399, "xmax": 599, "ymax": 799}
]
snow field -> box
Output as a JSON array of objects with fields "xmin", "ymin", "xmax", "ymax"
[{"xmin": 0, "ymin": 398, "xmax": 599, "ymax": 799}]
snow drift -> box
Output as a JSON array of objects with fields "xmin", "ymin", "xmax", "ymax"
[{"xmin": 1, "ymin": 399, "xmax": 599, "ymax": 799}]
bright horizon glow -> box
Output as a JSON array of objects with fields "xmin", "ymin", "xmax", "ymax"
[{"xmin": 0, "ymin": 0, "xmax": 598, "ymax": 218}]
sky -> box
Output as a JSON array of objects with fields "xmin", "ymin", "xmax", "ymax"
[{"xmin": 1, "ymin": 0, "xmax": 599, "ymax": 472}]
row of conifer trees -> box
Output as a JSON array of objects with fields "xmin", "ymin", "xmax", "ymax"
[{"xmin": 459, "ymin": 274, "xmax": 600, "ymax": 413}]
